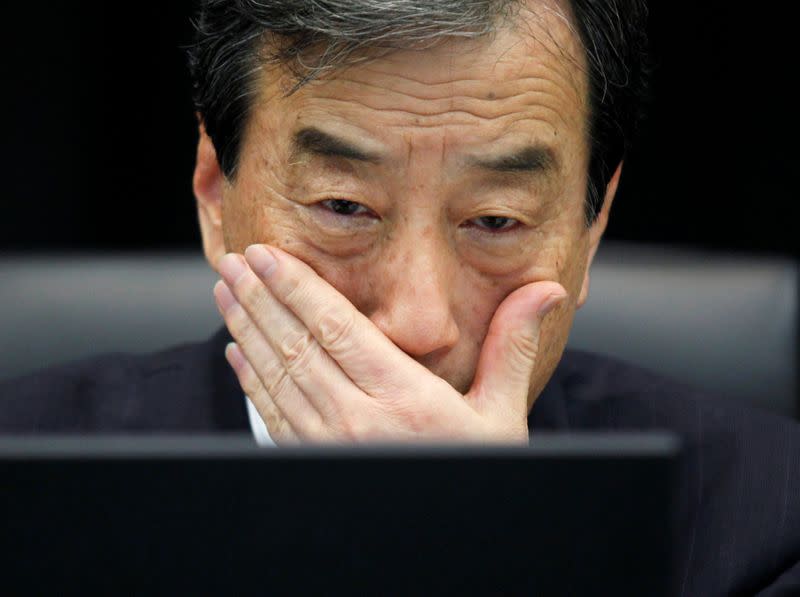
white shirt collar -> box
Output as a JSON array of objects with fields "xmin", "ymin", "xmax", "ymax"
[{"xmin": 245, "ymin": 395, "xmax": 276, "ymax": 447}]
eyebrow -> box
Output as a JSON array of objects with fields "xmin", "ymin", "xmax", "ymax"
[
  {"xmin": 290, "ymin": 127, "xmax": 383, "ymax": 164},
  {"xmin": 290, "ymin": 126, "xmax": 558, "ymax": 178},
  {"xmin": 466, "ymin": 145, "xmax": 558, "ymax": 177}
]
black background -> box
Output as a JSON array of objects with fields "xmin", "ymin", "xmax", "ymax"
[{"xmin": 2, "ymin": 2, "xmax": 796, "ymax": 255}]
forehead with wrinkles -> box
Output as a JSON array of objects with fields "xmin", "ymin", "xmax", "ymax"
[{"xmin": 237, "ymin": 0, "xmax": 589, "ymax": 184}]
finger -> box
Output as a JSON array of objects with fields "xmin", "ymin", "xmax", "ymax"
[
  {"xmin": 225, "ymin": 341, "xmax": 299, "ymax": 445},
  {"xmin": 214, "ymin": 277, "xmax": 324, "ymax": 436},
  {"xmin": 243, "ymin": 244, "xmax": 430, "ymax": 397},
  {"xmin": 467, "ymin": 281, "xmax": 567, "ymax": 417},
  {"xmin": 216, "ymin": 256, "xmax": 361, "ymax": 424}
]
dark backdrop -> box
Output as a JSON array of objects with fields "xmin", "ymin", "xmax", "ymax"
[{"xmin": 2, "ymin": 2, "xmax": 796, "ymax": 255}]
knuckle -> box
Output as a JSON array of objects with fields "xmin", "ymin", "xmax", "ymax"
[
  {"xmin": 335, "ymin": 411, "xmax": 377, "ymax": 442},
  {"xmin": 222, "ymin": 297, "xmax": 247, "ymax": 327},
  {"xmin": 237, "ymin": 364, "xmax": 261, "ymax": 397},
  {"xmin": 254, "ymin": 393, "xmax": 282, "ymax": 429},
  {"xmin": 303, "ymin": 417, "xmax": 332, "ymax": 443},
  {"xmin": 240, "ymin": 278, "xmax": 268, "ymax": 312},
  {"xmin": 227, "ymin": 309, "xmax": 259, "ymax": 345},
  {"xmin": 265, "ymin": 365, "xmax": 293, "ymax": 399},
  {"xmin": 317, "ymin": 308, "xmax": 356, "ymax": 352},
  {"xmin": 279, "ymin": 329, "xmax": 316, "ymax": 371},
  {"xmin": 506, "ymin": 333, "xmax": 539, "ymax": 374},
  {"xmin": 281, "ymin": 274, "xmax": 305, "ymax": 306},
  {"xmin": 385, "ymin": 398, "xmax": 434, "ymax": 434},
  {"xmin": 270, "ymin": 416, "xmax": 294, "ymax": 444},
  {"xmin": 262, "ymin": 405, "xmax": 281, "ymax": 432}
]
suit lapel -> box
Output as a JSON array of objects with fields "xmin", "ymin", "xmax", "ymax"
[{"xmin": 206, "ymin": 325, "xmax": 250, "ymax": 431}]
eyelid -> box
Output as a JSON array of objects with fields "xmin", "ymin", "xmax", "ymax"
[
  {"xmin": 320, "ymin": 198, "xmax": 369, "ymax": 212},
  {"xmin": 316, "ymin": 199, "xmax": 380, "ymax": 221},
  {"xmin": 466, "ymin": 216, "xmax": 522, "ymax": 233}
]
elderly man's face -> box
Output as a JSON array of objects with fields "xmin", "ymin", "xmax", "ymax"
[{"xmin": 195, "ymin": 2, "xmax": 619, "ymax": 411}]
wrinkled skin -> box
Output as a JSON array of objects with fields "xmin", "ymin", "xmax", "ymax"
[{"xmin": 195, "ymin": 0, "xmax": 621, "ymax": 441}]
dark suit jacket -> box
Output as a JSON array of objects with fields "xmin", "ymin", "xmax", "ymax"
[{"xmin": 1, "ymin": 324, "xmax": 798, "ymax": 596}]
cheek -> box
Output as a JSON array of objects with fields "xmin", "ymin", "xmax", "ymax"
[
  {"xmin": 221, "ymin": 181, "xmax": 311, "ymax": 254},
  {"xmin": 453, "ymin": 273, "xmax": 510, "ymax": 350},
  {"xmin": 484, "ymin": 231, "xmax": 585, "ymax": 300},
  {"xmin": 222, "ymin": 179, "xmax": 379, "ymax": 311},
  {"xmin": 280, "ymin": 246, "xmax": 380, "ymax": 314},
  {"xmin": 467, "ymin": 228, "xmax": 588, "ymax": 365},
  {"xmin": 518, "ymin": 219, "xmax": 589, "ymax": 304}
]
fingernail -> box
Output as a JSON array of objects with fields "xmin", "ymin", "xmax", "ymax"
[
  {"xmin": 245, "ymin": 244, "xmax": 277, "ymax": 278},
  {"xmin": 213, "ymin": 280, "xmax": 239, "ymax": 313},
  {"xmin": 218, "ymin": 253, "xmax": 247, "ymax": 286},
  {"xmin": 225, "ymin": 341, "xmax": 243, "ymax": 371},
  {"xmin": 537, "ymin": 292, "xmax": 567, "ymax": 318}
]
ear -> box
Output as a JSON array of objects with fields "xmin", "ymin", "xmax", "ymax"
[
  {"xmin": 576, "ymin": 161, "xmax": 622, "ymax": 308},
  {"xmin": 193, "ymin": 120, "xmax": 228, "ymax": 273}
]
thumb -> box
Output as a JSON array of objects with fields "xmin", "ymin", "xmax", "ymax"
[{"xmin": 467, "ymin": 281, "xmax": 567, "ymax": 417}]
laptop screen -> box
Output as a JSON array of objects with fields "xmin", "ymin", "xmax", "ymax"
[{"xmin": 1, "ymin": 433, "xmax": 680, "ymax": 595}]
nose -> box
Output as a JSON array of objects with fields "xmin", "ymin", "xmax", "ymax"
[{"xmin": 367, "ymin": 235, "xmax": 460, "ymax": 360}]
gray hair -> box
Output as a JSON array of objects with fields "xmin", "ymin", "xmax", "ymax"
[{"xmin": 187, "ymin": 0, "xmax": 650, "ymax": 225}]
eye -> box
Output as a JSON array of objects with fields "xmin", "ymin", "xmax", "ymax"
[
  {"xmin": 468, "ymin": 216, "xmax": 521, "ymax": 232},
  {"xmin": 319, "ymin": 199, "xmax": 375, "ymax": 218}
]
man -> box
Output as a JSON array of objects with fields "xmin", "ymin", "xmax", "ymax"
[{"xmin": 1, "ymin": 0, "xmax": 798, "ymax": 593}]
